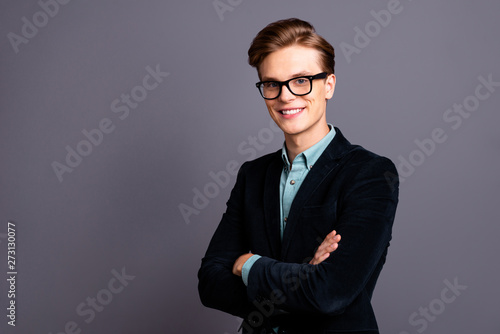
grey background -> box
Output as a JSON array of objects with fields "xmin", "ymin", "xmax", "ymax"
[{"xmin": 1, "ymin": 0, "xmax": 499, "ymax": 333}]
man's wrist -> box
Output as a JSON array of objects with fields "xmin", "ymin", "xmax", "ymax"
[{"xmin": 242, "ymin": 254, "xmax": 262, "ymax": 286}]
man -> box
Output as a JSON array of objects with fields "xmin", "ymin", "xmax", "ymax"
[{"xmin": 198, "ymin": 18, "xmax": 399, "ymax": 334}]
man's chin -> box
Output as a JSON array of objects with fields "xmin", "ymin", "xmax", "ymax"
[{"xmin": 282, "ymin": 125, "xmax": 307, "ymax": 137}]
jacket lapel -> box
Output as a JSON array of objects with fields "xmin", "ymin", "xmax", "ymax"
[
  {"xmin": 263, "ymin": 153, "xmax": 283, "ymax": 259},
  {"xmin": 280, "ymin": 128, "xmax": 355, "ymax": 259}
]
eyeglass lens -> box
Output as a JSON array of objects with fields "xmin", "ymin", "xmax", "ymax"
[{"xmin": 261, "ymin": 77, "xmax": 311, "ymax": 99}]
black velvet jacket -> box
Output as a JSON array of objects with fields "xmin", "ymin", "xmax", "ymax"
[{"xmin": 198, "ymin": 128, "xmax": 399, "ymax": 334}]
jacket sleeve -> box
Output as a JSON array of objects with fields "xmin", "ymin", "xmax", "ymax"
[
  {"xmin": 197, "ymin": 163, "xmax": 253, "ymax": 317},
  {"xmin": 246, "ymin": 156, "xmax": 399, "ymax": 316}
]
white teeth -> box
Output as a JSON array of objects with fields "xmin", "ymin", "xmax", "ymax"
[{"xmin": 281, "ymin": 108, "xmax": 303, "ymax": 115}]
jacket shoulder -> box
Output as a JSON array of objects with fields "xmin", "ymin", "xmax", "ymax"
[
  {"xmin": 344, "ymin": 145, "xmax": 397, "ymax": 173},
  {"xmin": 240, "ymin": 149, "xmax": 281, "ymax": 172}
]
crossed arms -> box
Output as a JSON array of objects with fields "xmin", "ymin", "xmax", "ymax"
[
  {"xmin": 232, "ymin": 230, "xmax": 341, "ymax": 276},
  {"xmin": 198, "ymin": 154, "xmax": 399, "ymax": 318}
]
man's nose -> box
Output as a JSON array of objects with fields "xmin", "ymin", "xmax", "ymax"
[{"xmin": 279, "ymin": 84, "xmax": 295, "ymax": 101}]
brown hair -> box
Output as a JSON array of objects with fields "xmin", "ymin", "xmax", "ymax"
[{"xmin": 248, "ymin": 18, "xmax": 335, "ymax": 76}]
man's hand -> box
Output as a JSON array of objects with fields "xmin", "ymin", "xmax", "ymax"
[
  {"xmin": 232, "ymin": 230, "xmax": 340, "ymax": 276},
  {"xmin": 309, "ymin": 230, "xmax": 341, "ymax": 265},
  {"xmin": 232, "ymin": 253, "xmax": 254, "ymax": 276}
]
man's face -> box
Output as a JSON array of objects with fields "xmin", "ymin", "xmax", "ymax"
[{"xmin": 259, "ymin": 45, "xmax": 336, "ymax": 139}]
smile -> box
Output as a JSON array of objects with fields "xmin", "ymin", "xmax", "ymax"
[{"xmin": 280, "ymin": 108, "xmax": 304, "ymax": 115}]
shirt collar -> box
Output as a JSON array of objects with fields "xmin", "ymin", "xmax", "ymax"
[{"xmin": 281, "ymin": 123, "xmax": 336, "ymax": 171}]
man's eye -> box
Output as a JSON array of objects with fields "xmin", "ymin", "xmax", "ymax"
[
  {"xmin": 264, "ymin": 82, "xmax": 279, "ymax": 88},
  {"xmin": 294, "ymin": 78, "xmax": 308, "ymax": 85}
]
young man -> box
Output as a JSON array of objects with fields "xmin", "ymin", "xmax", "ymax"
[{"xmin": 198, "ymin": 18, "xmax": 399, "ymax": 334}]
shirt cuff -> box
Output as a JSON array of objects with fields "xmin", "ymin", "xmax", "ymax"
[{"xmin": 241, "ymin": 254, "xmax": 261, "ymax": 286}]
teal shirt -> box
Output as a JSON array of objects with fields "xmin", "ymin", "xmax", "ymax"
[{"xmin": 242, "ymin": 124, "xmax": 336, "ymax": 285}]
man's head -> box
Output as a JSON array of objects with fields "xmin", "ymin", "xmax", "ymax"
[
  {"xmin": 248, "ymin": 18, "xmax": 336, "ymax": 140},
  {"xmin": 248, "ymin": 18, "xmax": 335, "ymax": 78}
]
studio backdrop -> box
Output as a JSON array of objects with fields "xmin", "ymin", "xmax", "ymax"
[{"xmin": 1, "ymin": 1, "xmax": 499, "ymax": 333}]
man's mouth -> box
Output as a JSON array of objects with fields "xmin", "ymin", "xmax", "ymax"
[{"xmin": 280, "ymin": 108, "xmax": 304, "ymax": 115}]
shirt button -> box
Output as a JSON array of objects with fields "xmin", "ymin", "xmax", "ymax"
[
  {"xmin": 284, "ymin": 217, "xmax": 287, "ymax": 222},
  {"xmin": 290, "ymin": 180, "xmax": 295, "ymax": 185}
]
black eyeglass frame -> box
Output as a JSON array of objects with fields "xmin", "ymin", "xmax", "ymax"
[{"xmin": 255, "ymin": 72, "xmax": 328, "ymax": 100}]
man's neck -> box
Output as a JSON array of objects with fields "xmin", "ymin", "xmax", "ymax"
[{"xmin": 284, "ymin": 122, "xmax": 330, "ymax": 163}]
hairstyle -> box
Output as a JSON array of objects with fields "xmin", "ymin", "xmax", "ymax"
[{"xmin": 248, "ymin": 18, "xmax": 335, "ymax": 77}]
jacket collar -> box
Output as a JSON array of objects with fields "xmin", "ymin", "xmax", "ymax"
[{"xmin": 263, "ymin": 127, "xmax": 356, "ymax": 259}]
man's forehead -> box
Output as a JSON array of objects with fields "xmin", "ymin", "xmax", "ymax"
[
  {"xmin": 259, "ymin": 45, "xmax": 322, "ymax": 81},
  {"xmin": 260, "ymin": 65, "xmax": 322, "ymax": 81},
  {"xmin": 261, "ymin": 71, "xmax": 315, "ymax": 81}
]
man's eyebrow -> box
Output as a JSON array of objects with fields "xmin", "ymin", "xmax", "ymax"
[
  {"xmin": 261, "ymin": 71, "xmax": 313, "ymax": 82},
  {"xmin": 290, "ymin": 71, "xmax": 313, "ymax": 78}
]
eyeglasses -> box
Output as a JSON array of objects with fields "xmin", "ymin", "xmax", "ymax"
[{"xmin": 255, "ymin": 72, "xmax": 328, "ymax": 100}]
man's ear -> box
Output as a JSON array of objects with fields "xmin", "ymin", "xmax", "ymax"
[{"xmin": 325, "ymin": 74, "xmax": 336, "ymax": 100}]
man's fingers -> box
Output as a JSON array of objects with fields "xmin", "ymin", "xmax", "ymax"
[
  {"xmin": 324, "ymin": 234, "xmax": 341, "ymax": 246},
  {"xmin": 320, "ymin": 235, "xmax": 341, "ymax": 249},
  {"xmin": 327, "ymin": 233, "xmax": 341, "ymax": 242},
  {"xmin": 309, "ymin": 231, "xmax": 342, "ymax": 265},
  {"xmin": 322, "ymin": 242, "xmax": 338, "ymax": 254},
  {"xmin": 310, "ymin": 242, "xmax": 339, "ymax": 265},
  {"xmin": 309, "ymin": 252, "xmax": 330, "ymax": 265},
  {"xmin": 323, "ymin": 231, "xmax": 340, "ymax": 243},
  {"xmin": 327, "ymin": 230, "xmax": 337, "ymax": 239},
  {"xmin": 318, "ymin": 253, "xmax": 330, "ymax": 263}
]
